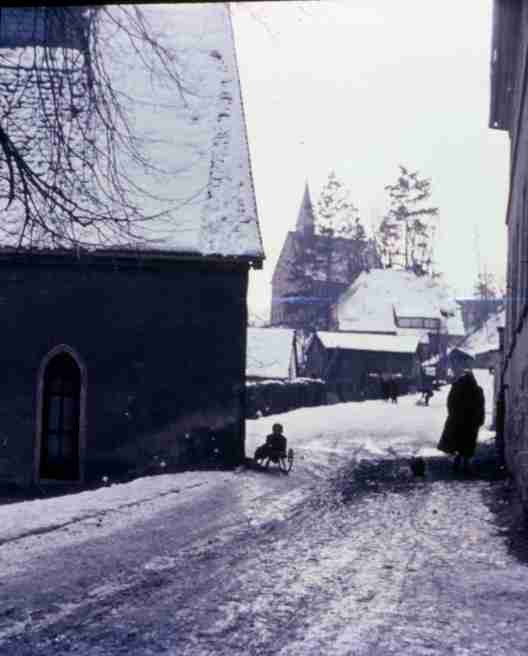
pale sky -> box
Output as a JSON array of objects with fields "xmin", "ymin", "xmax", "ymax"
[{"xmin": 231, "ymin": 0, "xmax": 510, "ymax": 321}]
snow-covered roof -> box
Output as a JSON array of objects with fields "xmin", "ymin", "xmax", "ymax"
[
  {"xmin": 317, "ymin": 331, "xmax": 420, "ymax": 354},
  {"xmin": 458, "ymin": 310, "xmax": 505, "ymax": 357},
  {"xmin": 395, "ymin": 306, "xmax": 440, "ymax": 319},
  {"xmin": 444, "ymin": 310, "xmax": 466, "ymax": 338},
  {"xmin": 6, "ymin": 4, "xmax": 263, "ymax": 260},
  {"xmin": 336, "ymin": 269, "xmax": 463, "ymax": 336},
  {"xmin": 246, "ymin": 327, "xmax": 295, "ymax": 379}
]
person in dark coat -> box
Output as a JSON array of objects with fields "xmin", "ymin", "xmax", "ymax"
[
  {"xmin": 254, "ymin": 423, "xmax": 287, "ymax": 464},
  {"xmin": 388, "ymin": 377, "xmax": 399, "ymax": 404},
  {"xmin": 422, "ymin": 377, "xmax": 434, "ymax": 406},
  {"xmin": 380, "ymin": 377, "xmax": 390, "ymax": 401},
  {"xmin": 437, "ymin": 371, "xmax": 485, "ymax": 472}
]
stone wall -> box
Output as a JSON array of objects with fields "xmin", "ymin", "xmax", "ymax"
[
  {"xmin": 0, "ymin": 254, "xmax": 248, "ymax": 485},
  {"xmin": 495, "ymin": 3, "xmax": 528, "ymax": 509}
]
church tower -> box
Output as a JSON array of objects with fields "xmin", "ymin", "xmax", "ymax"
[
  {"xmin": 271, "ymin": 181, "xmax": 378, "ymax": 329},
  {"xmin": 295, "ymin": 182, "xmax": 316, "ymax": 237}
]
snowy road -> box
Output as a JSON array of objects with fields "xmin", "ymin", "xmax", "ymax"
[{"xmin": 2, "ymin": 373, "xmax": 528, "ymax": 655}]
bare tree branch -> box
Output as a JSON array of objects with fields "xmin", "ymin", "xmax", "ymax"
[{"xmin": 0, "ymin": 5, "xmax": 196, "ymax": 249}]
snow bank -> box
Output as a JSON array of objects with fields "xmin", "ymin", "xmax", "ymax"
[{"xmin": 0, "ymin": 471, "xmax": 219, "ymax": 544}]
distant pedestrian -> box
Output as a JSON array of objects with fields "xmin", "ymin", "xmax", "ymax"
[
  {"xmin": 389, "ymin": 377, "xmax": 399, "ymax": 404},
  {"xmin": 437, "ymin": 371, "xmax": 485, "ymax": 473},
  {"xmin": 422, "ymin": 378, "xmax": 434, "ymax": 406},
  {"xmin": 381, "ymin": 377, "xmax": 389, "ymax": 401}
]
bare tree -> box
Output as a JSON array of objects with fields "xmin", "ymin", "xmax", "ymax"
[
  {"xmin": 473, "ymin": 270, "xmax": 503, "ymax": 330},
  {"xmin": 0, "ymin": 6, "xmax": 192, "ymax": 248}
]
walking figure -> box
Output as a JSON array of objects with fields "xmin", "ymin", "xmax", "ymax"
[
  {"xmin": 388, "ymin": 377, "xmax": 399, "ymax": 404},
  {"xmin": 380, "ymin": 376, "xmax": 390, "ymax": 401},
  {"xmin": 437, "ymin": 371, "xmax": 485, "ymax": 473},
  {"xmin": 422, "ymin": 378, "xmax": 434, "ymax": 406}
]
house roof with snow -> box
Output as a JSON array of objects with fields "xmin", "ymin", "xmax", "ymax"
[
  {"xmin": 316, "ymin": 331, "xmax": 420, "ymax": 354},
  {"xmin": 336, "ymin": 269, "xmax": 464, "ymax": 337},
  {"xmin": 246, "ymin": 327, "xmax": 295, "ymax": 379},
  {"xmin": 3, "ymin": 4, "xmax": 264, "ymax": 264},
  {"xmin": 456, "ymin": 310, "xmax": 505, "ymax": 357}
]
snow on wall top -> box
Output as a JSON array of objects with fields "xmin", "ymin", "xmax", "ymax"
[
  {"xmin": 317, "ymin": 331, "xmax": 420, "ymax": 354},
  {"xmin": 7, "ymin": 4, "xmax": 263, "ymax": 260},
  {"xmin": 247, "ymin": 327, "xmax": 295, "ymax": 379},
  {"xmin": 458, "ymin": 310, "xmax": 505, "ymax": 357},
  {"xmin": 336, "ymin": 269, "xmax": 463, "ymax": 336}
]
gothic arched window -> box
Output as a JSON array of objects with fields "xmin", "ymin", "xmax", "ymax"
[{"xmin": 40, "ymin": 352, "xmax": 81, "ymax": 480}]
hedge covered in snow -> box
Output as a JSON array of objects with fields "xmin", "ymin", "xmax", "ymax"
[{"xmin": 245, "ymin": 378, "xmax": 326, "ymax": 418}]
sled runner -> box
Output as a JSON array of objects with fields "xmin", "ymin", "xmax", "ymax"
[{"xmin": 259, "ymin": 447, "xmax": 294, "ymax": 474}]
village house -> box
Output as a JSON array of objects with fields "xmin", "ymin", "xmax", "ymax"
[
  {"xmin": 489, "ymin": 0, "xmax": 528, "ymax": 505},
  {"xmin": 333, "ymin": 268, "xmax": 465, "ymax": 365},
  {"xmin": 246, "ymin": 327, "xmax": 298, "ymax": 382},
  {"xmin": 455, "ymin": 310, "xmax": 505, "ymax": 371},
  {"xmin": 421, "ymin": 311, "xmax": 505, "ymax": 382},
  {"xmin": 270, "ymin": 184, "xmax": 379, "ymax": 330},
  {"xmin": 304, "ymin": 331, "xmax": 421, "ymax": 402},
  {"xmin": 456, "ymin": 297, "xmax": 504, "ymax": 334},
  {"xmin": 245, "ymin": 327, "xmax": 326, "ymax": 416},
  {"xmin": 0, "ymin": 5, "xmax": 264, "ymax": 486}
]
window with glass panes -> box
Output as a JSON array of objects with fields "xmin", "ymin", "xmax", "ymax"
[{"xmin": 40, "ymin": 352, "xmax": 81, "ymax": 479}]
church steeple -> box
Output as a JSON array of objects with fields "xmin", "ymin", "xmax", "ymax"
[{"xmin": 295, "ymin": 182, "xmax": 315, "ymax": 236}]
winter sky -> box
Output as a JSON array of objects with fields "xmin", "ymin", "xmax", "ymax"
[{"xmin": 230, "ymin": 1, "xmax": 509, "ymax": 321}]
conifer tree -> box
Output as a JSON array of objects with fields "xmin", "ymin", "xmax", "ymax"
[
  {"xmin": 316, "ymin": 171, "xmax": 361, "ymax": 239},
  {"xmin": 377, "ymin": 165, "xmax": 439, "ymax": 274}
]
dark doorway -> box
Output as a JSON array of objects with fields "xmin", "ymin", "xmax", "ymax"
[{"xmin": 40, "ymin": 352, "xmax": 81, "ymax": 480}]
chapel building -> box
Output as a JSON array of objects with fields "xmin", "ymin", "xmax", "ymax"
[{"xmin": 271, "ymin": 184, "xmax": 378, "ymax": 330}]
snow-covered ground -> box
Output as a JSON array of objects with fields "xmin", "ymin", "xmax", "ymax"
[
  {"xmin": 0, "ymin": 371, "xmax": 495, "ymax": 548},
  {"xmin": 247, "ymin": 367, "xmax": 494, "ymax": 468},
  {"xmin": 4, "ymin": 370, "xmax": 526, "ymax": 656}
]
